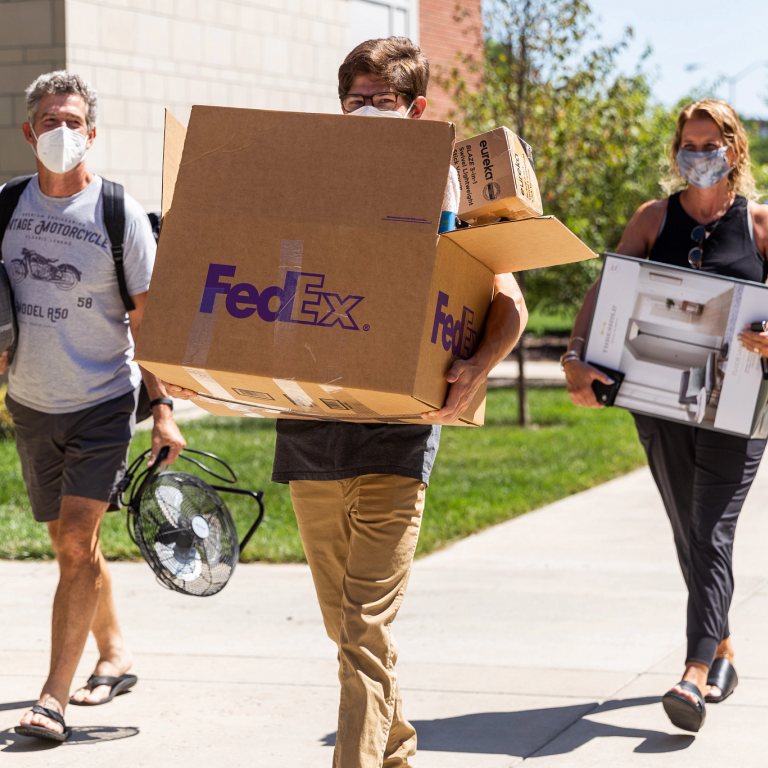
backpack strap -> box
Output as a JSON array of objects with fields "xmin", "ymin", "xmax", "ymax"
[
  {"xmin": 147, "ymin": 211, "xmax": 161, "ymax": 241},
  {"xmin": 0, "ymin": 176, "xmax": 33, "ymax": 258},
  {"xmin": 101, "ymin": 178, "xmax": 135, "ymax": 312}
]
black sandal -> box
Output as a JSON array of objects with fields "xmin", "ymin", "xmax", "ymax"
[
  {"xmin": 69, "ymin": 674, "xmax": 138, "ymax": 706},
  {"xmin": 15, "ymin": 705, "xmax": 72, "ymax": 742},
  {"xmin": 662, "ymin": 680, "xmax": 706, "ymax": 732},
  {"xmin": 705, "ymin": 657, "xmax": 738, "ymax": 703}
]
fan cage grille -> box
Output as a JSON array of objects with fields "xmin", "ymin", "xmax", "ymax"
[{"xmin": 133, "ymin": 472, "xmax": 240, "ymax": 597}]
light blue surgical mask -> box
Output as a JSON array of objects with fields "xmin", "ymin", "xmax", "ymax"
[{"xmin": 677, "ymin": 147, "xmax": 732, "ymax": 189}]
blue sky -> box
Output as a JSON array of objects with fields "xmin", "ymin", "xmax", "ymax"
[{"xmin": 585, "ymin": 0, "xmax": 768, "ymax": 118}]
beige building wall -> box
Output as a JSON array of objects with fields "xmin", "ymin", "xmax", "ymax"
[
  {"xmin": 1, "ymin": 0, "xmax": 352, "ymax": 209},
  {"xmin": 0, "ymin": 0, "xmax": 66, "ymax": 183}
]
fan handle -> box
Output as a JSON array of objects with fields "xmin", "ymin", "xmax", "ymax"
[
  {"xmin": 177, "ymin": 448, "xmax": 238, "ymax": 484},
  {"xmin": 124, "ymin": 445, "xmax": 171, "ymax": 547},
  {"xmin": 210, "ymin": 486, "xmax": 265, "ymax": 552},
  {"xmin": 128, "ymin": 445, "xmax": 170, "ymax": 514}
]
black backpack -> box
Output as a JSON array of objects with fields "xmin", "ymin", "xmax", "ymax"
[{"xmin": 0, "ymin": 175, "xmax": 160, "ymax": 421}]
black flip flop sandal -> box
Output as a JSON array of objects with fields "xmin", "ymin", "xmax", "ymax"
[
  {"xmin": 662, "ymin": 680, "xmax": 706, "ymax": 732},
  {"xmin": 705, "ymin": 657, "xmax": 738, "ymax": 703},
  {"xmin": 68, "ymin": 674, "xmax": 138, "ymax": 706},
  {"xmin": 15, "ymin": 705, "xmax": 72, "ymax": 742}
]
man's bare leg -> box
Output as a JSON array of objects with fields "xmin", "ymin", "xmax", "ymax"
[
  {"xmin": 19, "ymin": 496, "xmax": 111, "ymax": 734},
  {"xmin": 70, "ymin": 545, "xmax": 133, "ymax": 704}
]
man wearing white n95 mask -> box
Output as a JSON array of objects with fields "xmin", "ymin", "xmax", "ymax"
[
  {"xmin": 1, "ymin": 71, "xmax": 185, "ymax": 743},
  {"xmin": 30, "ymin": 121, "xmax": 89, "ymax": 174}
]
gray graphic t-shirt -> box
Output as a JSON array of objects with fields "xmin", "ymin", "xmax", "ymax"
[{"xmin": 2, "ymin": 175, "xmax": 156, "ymax": 414}]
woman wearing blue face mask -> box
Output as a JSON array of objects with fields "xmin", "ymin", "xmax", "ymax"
[{"xmin": 563, "ymin": 99, "xmax": 768, "ymax": 733}]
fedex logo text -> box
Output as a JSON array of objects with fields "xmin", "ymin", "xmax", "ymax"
[
  {"xmin": 430, "ymin": 291, "xmax": 478, "ymax": 359},
  {"xmin": 200, "ymin": 264, "xmax": 364, "ymax": 329}
]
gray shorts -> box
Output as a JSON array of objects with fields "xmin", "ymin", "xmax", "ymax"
[{"xmin": 6, "ymin": 388, "xmax": 138, "ymax": 522}]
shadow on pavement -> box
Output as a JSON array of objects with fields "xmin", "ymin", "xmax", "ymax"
[
  {"xmin": 0, "ymin": 726, "xmax": 139, "ymax": 752},
  {"xmin": 322, "ymin": 696, "xmax": 694, "ymax": 757},
  {"xmin": 0, "ymin": 702, "xmax": 36, "ymax": 713}
]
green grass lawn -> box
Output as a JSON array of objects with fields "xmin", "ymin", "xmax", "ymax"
[
  {"xmin": 0, "ymin": 387, "xmax": 646, "ymax": 562},
  {"xmin": 525, "ymin": 308, "xmax": 575, "ymax": 337}
]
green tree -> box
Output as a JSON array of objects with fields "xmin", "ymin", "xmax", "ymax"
[
  {"xmin": 441, "ymin": 0, "xmax": 674, "ymax": 424},
  {"xmin": 745, "ymin": 118, "xmax": 768, "ymax": 201}
]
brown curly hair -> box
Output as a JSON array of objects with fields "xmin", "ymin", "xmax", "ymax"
[
  {"xmin": 663, "ymin": 99, "xmax": 757, "ymax": 199},
  {"xmin": 338, "ymin": 37, "xmax": 429, "ymax": 101}
]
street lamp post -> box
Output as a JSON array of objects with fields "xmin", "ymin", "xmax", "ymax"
[{"xmin": 685, "ymin": 60, "xmax": 768, "ymax": 109}]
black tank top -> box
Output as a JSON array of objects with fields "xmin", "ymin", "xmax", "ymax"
[{"xmin": 649, "ymin": 192, "xmax": 767, "ymax": 283}]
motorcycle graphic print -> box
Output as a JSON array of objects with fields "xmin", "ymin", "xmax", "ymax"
[{"xmin": 9, "ymin": 247, "xmax": 82, "ymax": 291}]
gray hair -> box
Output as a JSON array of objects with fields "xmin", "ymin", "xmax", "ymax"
[{"xmin": 25, "ymin": 71, "xmax": 98, "ymax": 131}]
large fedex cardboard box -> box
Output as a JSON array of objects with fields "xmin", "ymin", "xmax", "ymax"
[
  {"xmin": 135, "ymin": 107, "xmax": 595, "ymax": 426},
  {"xmin": 584, "ymin": 253, "xmax": 768, "ymax": 438}
]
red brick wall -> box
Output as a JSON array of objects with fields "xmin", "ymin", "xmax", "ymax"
[{"xmin": 419, "ymin": 0, "xmax": 483, "ymax": 122}]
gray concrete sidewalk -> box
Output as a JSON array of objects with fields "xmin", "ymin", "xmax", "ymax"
[
  {"xmin": 488, "ymin": 359, "xmax": 564, "ymax": 384},
  {"xmin": 1, "ymin": 461, "xmax": 767, "ymax": 766}
]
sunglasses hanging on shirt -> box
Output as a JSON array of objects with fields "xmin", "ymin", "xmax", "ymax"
[{"xmin": 688, "ymin": 219, "xmax": 722, "ymax": 270}]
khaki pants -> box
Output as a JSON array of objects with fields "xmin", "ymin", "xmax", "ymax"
[{"xmin": 290, "ymin": 474, "xmax": 427, "ymax": 768}]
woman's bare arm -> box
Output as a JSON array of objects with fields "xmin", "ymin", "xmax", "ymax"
[
  {"xmin": 741, "ymin": 201, "xmax": 768, "ymax": 359},
  {"xmin": 615, "ymin": 198, "xmax": 668, "ymax": 258},
  {"xmin": 747, "ymin": 200, "xmax": 768, "ymax": 260},
  {"xmin": 563, "ymin": 198, "xmax": 668, "ymax": 407}
]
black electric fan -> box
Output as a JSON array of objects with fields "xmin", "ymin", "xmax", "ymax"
[{"xmin": 120, "ymin": 446, "xmax": 264, "ymax": 597}]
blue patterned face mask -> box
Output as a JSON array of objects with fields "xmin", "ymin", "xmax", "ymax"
[{"xmin": 677, "ymin": 147, "xmax": 732, "ymax": 189}]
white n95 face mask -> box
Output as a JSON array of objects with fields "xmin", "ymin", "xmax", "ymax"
[
  {"xmin": 348, "ymin": 102, "xmax": 415, "ymax": 119},
  {"xmin": 32, "ymin": 126, "xmax": 88, "ymax": 174}
]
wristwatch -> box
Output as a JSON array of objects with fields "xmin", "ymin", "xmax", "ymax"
[{"xmin": 149, "ymin": 397, "xmax": 174, "ymax": 411}]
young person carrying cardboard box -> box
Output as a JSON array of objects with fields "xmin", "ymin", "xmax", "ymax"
[{"xmin": 165, "ymin": 37, "xmax": 527, "ymax": 768}]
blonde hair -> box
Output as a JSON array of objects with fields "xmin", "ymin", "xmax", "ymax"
[{"xmin": 663, "ymin": 98, "xmax": 757, "ymax": 199}]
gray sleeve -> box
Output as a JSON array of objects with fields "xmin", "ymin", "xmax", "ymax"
[{"xmin": 122, "ymin": 193, "xmax": 156, "ymax": 296}]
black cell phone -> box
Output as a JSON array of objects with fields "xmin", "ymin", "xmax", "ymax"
[{"xmin": 586, "ymin": 362, "xmax": 625, "ymax": 407}]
